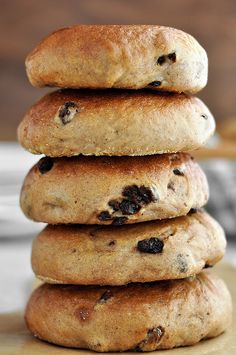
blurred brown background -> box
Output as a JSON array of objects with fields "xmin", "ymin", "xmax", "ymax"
[{"xmin": 1, "ymin": 0, "xmax": 236, "ymax": 140}]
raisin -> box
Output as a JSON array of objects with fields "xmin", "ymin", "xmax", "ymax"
[
  {"xmin": 98, "ymin": 290, "xmax": 113, "ymax": 304},
  {"xmin": 157, "ymin": 52, "xmax": 176, "ymax": 66},
  {"xmin": 105, "ymin": 186, "xmax": 156, "ymax": 223},
  {"xmin": 112, "ymin": 217, "xmax": 128, "ymax": 226},
  {"xmin": 37, "ymin": 157, "xmax": 53, "ymax": 174},
  {"xmin": 107, "ymin": 186, "xmax": 155, "ymax": 220},
  {"xmin": 58, "ymin": 101, "xmax": 78, "ymax": 124},
  {"xmin": 204, "ymin": 263, "xmax": 213, "ymax": 269},
  {"xmin": 97, "ymin": 211, "xmax": 112, "ymax": 221},
  {"xmin": 173, "ymin": 168, "xmax": 184, "ymax": 176},
  {"xmin": 167, "ymin": 181, "xmax": 175, "ymax": 191},
  {"xmin": 189, "ymin": 208, "xmax": 198, "ymax": 214},
  {"xmin": 138, "ymin": 186, "xmax": 155, "ymax": 203},
  {"xmin": 201, "ymin": 114, "xmax": 208, "ymax": 120},
  {"xmin": 119, "ymin": 200, "xmax": 140, "ymax": 215},
  {"xmin": 137, "ymin": 238, "xmax": 164, "ymax": 254},
  {"xmin": 134, "ymin": 326, "xmax": 165, "ymax": 351},
  {"xmin": 123, "ymin": 185, "xmax": 141, "ymax": 203},
  {"xmin": 108, "ymin": 200, "xmax": 120, "ymax": 211},
  {"xmin": 123, "ymin": 185, "xmax": 155, "ymax": 204},
  {"xmin": 168, "ymin": 52, "xmax": 176, "ymax": 62},
  {"xmin": 157, "ymin": 55, "xmax": 166, "ymax": 65},
  {"xmin": 148, "ymin": 81, "xmax": 162, "ymax": 87},
  {"xmin": 108, "ymin": 240, "xmax": 116, "ymax": 246}
]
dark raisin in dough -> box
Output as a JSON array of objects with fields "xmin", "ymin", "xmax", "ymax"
[
  {"xmin": 123, "ymin": 185, "xmax": 155, "ymax": 204},
  {"xmin": 204, "ymin": 263, "xmax": 213, "ymax": 269},
  {"xmin": 108, "ymin": 200, "xmax": 120, "ymax": 211},
  {"xmin": 157, "ymin": 55, "xmax": 166, "ymax": 65},
  {"xmin": 119, "ymin": 200, "xmax": 141, "ymax": 215},
  {"xmin": 112, "ymin": 217, "xmax": 128, "ymax": 226},
  {"xmin": 173, "ymin": 168, "xmax": 184, "ymax": 176},
  {"xmin": 59, "ymin": 101, "xmax": 78, "ymax": 124},
  {"xmin": 157, "ymin": 52, "xmax": 176, "ymax": 65},
  {"xmin": 168, "ymin": 52, "xmax": 176, "ymax": 62},
  {"xmin": 98, "ymin": 290, "xmax": 113, "ymax": 304},
  {"xmin": 37, "ymin": 157, "xmax": 53, "ymax": 174},
  {"xmin": 137, "ymin": 238, "xmax": 164, "ymax": 254},
  {"xmin": 97, "ymin": 211, "xmax": 112, "ymax": 221},
  {"xmin": 123, "ymin": 185, "xmax": 142, "ymax": 203},
  {"xmin": 167, "ymin": 181, "xmax": 175, "ymax": 191},
  {"xmin": 148, "ymin": 81, "xmax": 162, "ymax": 87},
  {"xmin": 189, "ymin": 208, "xmax": 198, "ymax": 214},
  {"xmin": 134, "ymin": 326, "xmax": 165, "ymax": 351},
  {"xmin": 138, "ymin": 186, "xmax": 155, "ymax": 203}
]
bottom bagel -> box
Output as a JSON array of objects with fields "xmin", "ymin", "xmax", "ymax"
[{"xmin": 25, "ymin": 271, "xmax": 232, "ymax": 352}]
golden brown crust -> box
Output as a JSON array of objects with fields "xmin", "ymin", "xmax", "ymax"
[
  {"xmin": 32, "ymin": 211, "xmax": 226, "ymax": 285},
  {"xmin": 25, "ymin": 25, "xmax": 208, "ymax": 93},
  {"xmin": 18, "ymin": 90, "xmax": 215, "ymax": 157},
  {"xmin": 20, "ymin": 153, "xmax": 209, "ymax": 224},
  {"xmin": 25, "ymin": 271, "xmax": 232, "ymax": 352}
]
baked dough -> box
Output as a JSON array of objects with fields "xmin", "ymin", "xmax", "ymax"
[
  {"xmin": 25, "ymin": 271, "xmax": 232, "ymax": 352},
  {"xmin": 20, "ymin": 153, "xmax": 209, "ymax": 224},
  {"xmin": 18, "ymin": 90, "xmax": 215, "ymax": 157},
  {"xmin": 26, "ymin": 25, "xmax": 208, "ymax": 93},
  {"xmin": 32, "ymin": 210, "xmax": 226, "ymax": 285}
]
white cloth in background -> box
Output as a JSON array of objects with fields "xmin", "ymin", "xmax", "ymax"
[
  {"xmin": 0, "ymin": 240, "xmax": 32, "ymax": 313},
  {"xmin": 201, "ymin": 160, "xmax": 236, "ymax": 237},
  {"xmin": 0, "ymin": 142, "xmax": 44, "ymax": 238},
  {"xmin": 0, "ymin": 143, "xmax": 44, "ymax": 312}
]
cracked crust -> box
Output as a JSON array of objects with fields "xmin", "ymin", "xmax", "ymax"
[
  {"xmin": 32, "ymin": 211, "xmax": 226, "ymax": 285},
  {"xmin": 25, "ymin": 25, "xmax": 208, "ymax": 93},
  {"xmin": 25, "ymin": 271, "xmax": 232, "ymax": 352},
  {"xmin": 20, "ymin": 153, "xmax": 209, "ymax": 224},
  {"xmin": 18, "ymin": 90, "xmax": 215, "ymax": 157}
]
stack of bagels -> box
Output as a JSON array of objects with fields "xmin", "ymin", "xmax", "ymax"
[{"xmin": 18, "ymin": 25, "xmax": 231, "ymax": 352}]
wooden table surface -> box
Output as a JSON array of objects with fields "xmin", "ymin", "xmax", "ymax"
[{"xmin": 1, "ymin": 0, "xmax": 236, "ymax": 140}]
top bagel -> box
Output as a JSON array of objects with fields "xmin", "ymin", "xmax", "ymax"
[{"xmin": 26, "ymin": 25, "xmax": 208, "ymax": 93}]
